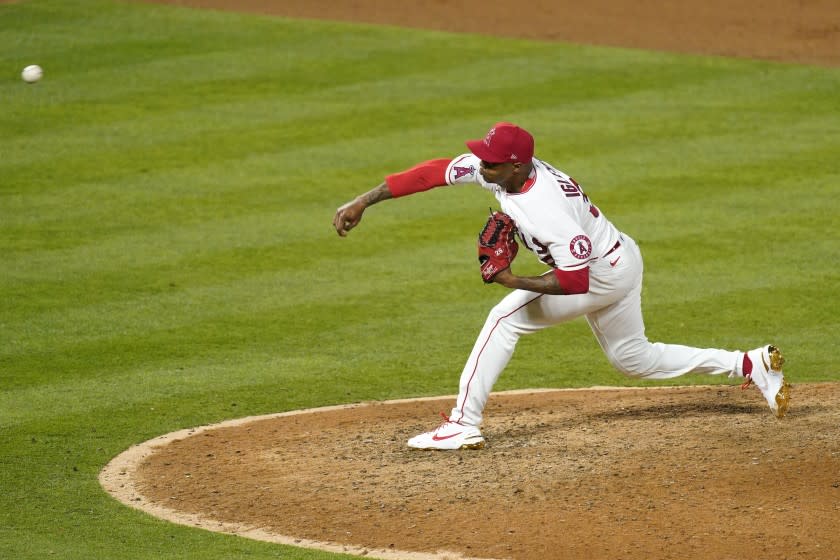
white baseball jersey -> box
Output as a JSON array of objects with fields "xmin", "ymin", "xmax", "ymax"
[{"xmin": 445, "ymin": 154, "xmax": 622, "ymax": 274}]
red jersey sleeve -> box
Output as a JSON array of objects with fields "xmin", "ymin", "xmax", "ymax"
[
  {"xmin": 385, "ymin": 159, "xmax": 451, "ymax": 198},
  {"xmin": 553, "ymin": 267, "xmax": 590, "ymax": 294}
]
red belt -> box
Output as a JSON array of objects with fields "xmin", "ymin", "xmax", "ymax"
[{"xmin": 603, "ymin": 240, "xmax": 621, "ymax": 258}]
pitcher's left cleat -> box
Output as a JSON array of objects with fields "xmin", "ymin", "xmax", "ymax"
[
  {"xmin": 407, "ymin": 413, "xmax": 485, "ymax": 450},
  {"xmin": 741, "ymin": 345, "xmax": 791, "ymax": 419}
]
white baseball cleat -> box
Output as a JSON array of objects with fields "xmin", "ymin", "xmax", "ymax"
[
  {"xmin": 407, "ymin": 413, "xmax": 485, "ymax": 450},
  {"xmin": 741, "ymin": 344, "xmax": 791, "ymax": 419}
]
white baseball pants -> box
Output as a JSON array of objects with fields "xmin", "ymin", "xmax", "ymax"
[{"xmin": 449, "ymin": 235, "xmax": 742, "ymax": 427}]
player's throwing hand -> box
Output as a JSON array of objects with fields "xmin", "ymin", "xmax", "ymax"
[
  {"xmin": 333, "ymin": 183, "xmax": 394, "ymax": 237},
  {"xmin": 332, "ymin": 199, "xmax": 365, "ymax": 237}
]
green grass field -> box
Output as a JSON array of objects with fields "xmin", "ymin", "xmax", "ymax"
[{"xmin": 2, "ymin": 0, "xmax": 839, "ymax": 557}]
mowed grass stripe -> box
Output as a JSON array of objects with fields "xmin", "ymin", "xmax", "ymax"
[
  {"xmin": 9, "ymin": 24, "xmax": 830, "ymax": 173},
  {"xmin": 3, "ymin": 60, "xmax": 836, "ymax": 204},
  {"xmin": 3, "ymin": 104, "xmax": 834, "ymax": 237},
  {"xmin": 4, "ymin": 273, "xmax": 834, "ymax": 430},
  {"xmin": 6, "ymin": 50, "xmax": 830, "ymax": 196},
  {"xmin": 2, "ymin": 233, "xmax": 483, "ymax": 356},
  {"xmin": 3, "ymin": 143, "xmax": 834, "ymax": 293},
  {"xmin": 1, "ymin": 245, "xmax": 818, "ymax": 374},
  {"xmin": 7, "ymin": 215, "xmax": 820, "ymax": 382},
  {"xmin": 4, "ymin": 84, "xmax": 834, "ymax": 200},
  {"xmin": 5, "ymin": 263, "xmax": 826, "ymax": 424},
  {"xmin": 2, "ymin": 161, "xmax": 834, "ymax": 320},
  {"xmin": 2, "ymin": 223, "xmax": 826, "ymax": 387},
  {"xmin": 2, "ymin": 181, "xmax": 828, "ymax": 341},
  {"xmin": 1, "ymin": 291, "xmax": 494, "ymax": 422},
  {"xmin": 2, "ymin": 117, "xmax": 834, "ymax": 250}
]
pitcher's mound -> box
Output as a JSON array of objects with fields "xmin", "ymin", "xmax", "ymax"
[{"xmin": 101, "ymin": 384, "xmax": 840, "ymax": 559}]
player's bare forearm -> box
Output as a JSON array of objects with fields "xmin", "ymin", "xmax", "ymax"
[
  {"xmin": 333, "ymin": 183, "xmax": 393, "ymax": 237},
  {"xmin": 492, "ymin": 269, "xmax": 567, "ymax": 295},
  {"xmin": 357, "ymin": 182, "xmax": 393, "ymax": 207}
]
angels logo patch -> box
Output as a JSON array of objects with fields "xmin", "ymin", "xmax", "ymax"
[
  {"xmin": 452, "ymin": 164, "xmax": 476, "ymax": 180},
  {"xmin": 569, "ymin": 235, "xmax": 592, "ymax": 260}
]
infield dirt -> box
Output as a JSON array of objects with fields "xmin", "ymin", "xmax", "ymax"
[{"xmin": 106, "ymin": 2, "xmax": 840, "ymax": 559}]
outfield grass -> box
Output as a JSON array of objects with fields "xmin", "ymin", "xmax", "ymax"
[{"xmin": 1, "ymin": 0, "xmax": 839, "ymax": 558}]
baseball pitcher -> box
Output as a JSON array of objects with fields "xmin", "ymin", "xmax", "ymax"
[{"xmin": 333, "ymin": 122, "xmax": 790, "ymax": 450}]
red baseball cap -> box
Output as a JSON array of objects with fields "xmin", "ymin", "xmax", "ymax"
[{"xmin": 466, "ymin": 122, "xmax": 534, "ymax": 163}]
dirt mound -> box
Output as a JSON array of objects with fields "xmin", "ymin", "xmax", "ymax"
[{"xmin": 103, "ymin": 384, "xmax": 840, "ymax": 559}]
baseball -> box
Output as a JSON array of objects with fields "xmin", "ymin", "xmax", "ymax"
[{"xmin": 21, "ymin": 64, "xmax": 43, "ymax": 83}]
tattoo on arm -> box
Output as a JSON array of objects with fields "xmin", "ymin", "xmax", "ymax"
[{"xmin": 359, "ymin": 183, "xmax": 393, "ymax": 207}]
